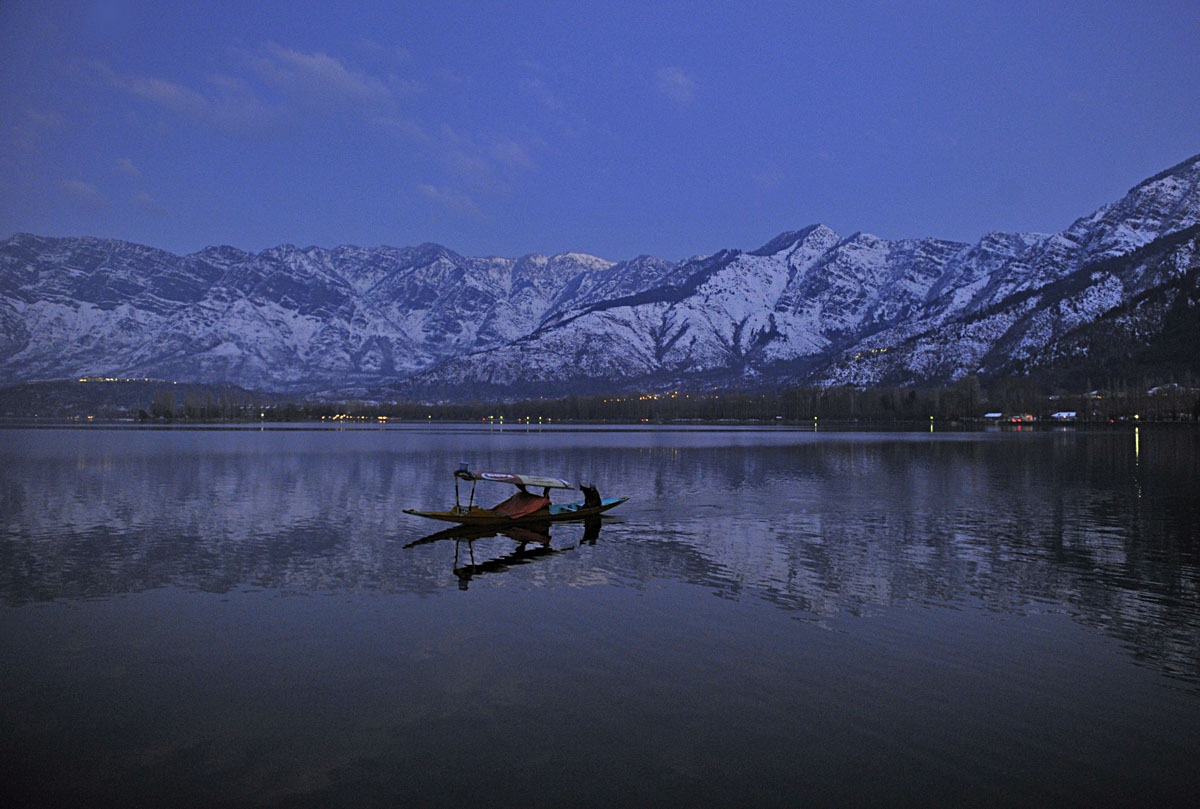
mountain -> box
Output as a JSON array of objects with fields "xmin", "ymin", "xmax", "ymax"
[
  {"xmin": 411, "ymin": 153, "xmax": 1200, "ymax": 394},
  {"xmin": 2, "ymin": 153, "xmax": 1199, "ymax": 397},
  {"xmin": 0, "ymin": 238, "xmax": 618, "ymax": 392}
]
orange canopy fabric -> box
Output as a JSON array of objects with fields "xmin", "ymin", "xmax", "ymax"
[{"xmin": 491, "ymin": 491, "xmax": 551, "ymax": 518}]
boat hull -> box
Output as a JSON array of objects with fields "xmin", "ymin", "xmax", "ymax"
[{"xmin": 403, "ymin": 497, "xmax": 628, "ymax": 526}]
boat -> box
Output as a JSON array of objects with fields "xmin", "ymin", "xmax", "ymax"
[{"xmin": 402, "ymin": 464, "xmax": 628, "ymax": 526}]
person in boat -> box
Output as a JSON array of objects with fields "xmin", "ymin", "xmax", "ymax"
[{"xmin": 580, "ymin": 483, "xmax": 601, "ymax": 509}]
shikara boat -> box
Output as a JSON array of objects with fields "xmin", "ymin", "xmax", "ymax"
[{"xmin": 403, "ymin": 465, "xmax": 628, "ymax": 526}]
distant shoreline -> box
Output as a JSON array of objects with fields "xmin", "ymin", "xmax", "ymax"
[{"xmin": 2, "ymin": 376, "xmax": 1197, "ymax": 425}]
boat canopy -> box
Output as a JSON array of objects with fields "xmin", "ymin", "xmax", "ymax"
[{"xmin": 454, "ymin": 467, "xmax": 574, "ymax": 490}]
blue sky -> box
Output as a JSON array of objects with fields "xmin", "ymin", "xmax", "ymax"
[{"xmin": 2, "ymin": 0, "xmax": 1197, "ymax": 261}]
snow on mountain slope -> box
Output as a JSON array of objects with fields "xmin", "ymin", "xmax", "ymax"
[
  {"xmin": 3, "ymin": 152, "xmax": 1199, "ymax": 395},
  {"xmin": 817, "ymin": 224, "xmax": 1200, "ymax": 386},
  {"xmin": 0, "ymin": 236, "xmax": 618, "ymax": 389}
]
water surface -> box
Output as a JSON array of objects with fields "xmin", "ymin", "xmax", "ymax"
[{"xmin": 2, "ymin": 424, "xmax": 1198, "ymax": 807}]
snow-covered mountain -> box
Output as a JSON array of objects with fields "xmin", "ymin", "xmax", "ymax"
[
  {"xmin": 2, "ymin": 153, "xmax": 1198, "ymax": 396},
  {"xmin": 0, "ymin": 238, "xmax": 619, "ymax": 391}
]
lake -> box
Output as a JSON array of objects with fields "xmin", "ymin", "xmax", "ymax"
[{"xmin": 2, "ymin": 423, "xmax": 1198, "ymax": 808}]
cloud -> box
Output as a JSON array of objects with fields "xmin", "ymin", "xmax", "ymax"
[
  {"xmin": 133, "ymin": 191, "xmax": 168, "ymax": 215},
  {"xmin": 11, "ymin": 109, "xmax": 65, "ymax": 152},
  {"xmin": 87, "ymin": 60, "xmax": 268, "ymax": 130},
  {"xmin": 259, "ymin": 43, "xmax": 385, "ymax": 100},
  {"xmin": 355, "ymin": 39, "xmax": 414, "ymax": 67},
  {"xmin": 115, "ymin": 157, "xmax": 142, "ymax": 178},
  {"xmin": 60, "ymin": 179, "xmax": 108, "ymax": 208},
  {"xmin": 126, "ymin": 74, "xmax": 212, "ymax": 117},
  {"xmin": 417, "ymin": 183, "xmax": 483, "ymax": 218},
  {"xmin": 89, "ymin": 43, "xmax": 411, "ymax": 132},
  {"xmin": 655, "ymin": 66, "xmax": 696, "ymax": 106},
  {"xmin": 252, "ymin": 42, "xmax": 401, "ymax": 120},
  {"xmin": 437, "ymin": 125, "xmax": 494, "ymax": 186},
  {"xmin": 490, "ymin": 138, "xmax": 536, "ymax": 171},
  {"xmin": 434, "ymin": 125, "xmax": 541, "ymax": 193},
  {"xmin": 521, "ymin": 76, "xmax": 563, "ymax": 111},
  {"xmin": 82, "ymin": 43, "xmax": 539, "ymax": 212},
  {"xmin": 88, "ymin": 60, "xmax": 217, "ymax": 119}
]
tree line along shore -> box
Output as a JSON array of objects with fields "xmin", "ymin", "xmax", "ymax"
[{"xmin": 2, "ymin": 376, "xmax": 1198, "ymax": 424}]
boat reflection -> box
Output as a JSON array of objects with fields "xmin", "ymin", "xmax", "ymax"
[{"xmin": 405, "ymin": 518, "xmax": 603, "ymax": 589}]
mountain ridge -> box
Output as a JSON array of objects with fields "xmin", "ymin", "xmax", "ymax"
[{"xmin": 3, "ymin": 153, "xmax": 1199, "ymax": 397}]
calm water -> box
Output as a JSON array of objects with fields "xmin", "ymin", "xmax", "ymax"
[{"xmin": 1, "ymin": 423, "xmax": 1198, "ymax": 808}]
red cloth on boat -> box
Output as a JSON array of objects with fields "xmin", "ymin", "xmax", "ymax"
[{"xmin": 491, "ymin": 491, "xmax": 551, "ymax": 518}]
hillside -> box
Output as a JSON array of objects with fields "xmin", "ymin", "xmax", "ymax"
[{"xmin": 2, "ymin": 153, "xmax": 1198, "ymax": 397}]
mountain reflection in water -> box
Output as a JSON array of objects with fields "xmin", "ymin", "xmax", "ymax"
[{"xmin": 2, "ymin": 425, "xmax": 1198, "ymax": 684}]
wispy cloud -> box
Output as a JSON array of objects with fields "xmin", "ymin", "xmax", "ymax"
[
  {"xmin": 126, "ymin": 74, "xmax": 212, "ymax": 116},
  {"xmin": 416, "ymin": 183, "xmax": 483, "ymax": 218},
  {"xmin": 251, "ymin": 42, "xmax": 399, "ymax": 119},
  {"xmin": 490, "ymin": 138, "xmax": 537, "ymax": 171},
  {"xmin": 87, "ymin": 60, "xmax": 268, "ymax": 130},
  {"xmin": 83, "ymin": 43, "xmax": 540, "ymax": 214},
  {"xmin": 655, "ymin": 66, "xmax": 696, "ymax": 106},
  {"xmin": 521, "ymin": 76, "xmax": 563, "ymax": 111},
  {"xmin": 133, "ymin": 191, "xmax": 168, "ymax": 215},
  {"xmin": 11, "ymin": 109, "xmax": 65, "ymax": 152},
  {"xmin": 115, "ymin": 157, "xmax": 142, "ymax": 178},
  {"xmin": 60, "ymin": 179, "xmax": 108, "ymax": 208},
  {"xmin": 438, "ymin": 125, "xmax": 494, "ymax": 187},
  {"xmin": 89, "ymin": 43, "xmax": 412, "ymax": 132},
  {"xmin": 435, "ymin": 125, "xmax": 540, "ymax": 191}
]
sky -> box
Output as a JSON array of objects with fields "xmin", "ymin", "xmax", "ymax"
[{"xmin": 1, "ymin": 0, "xmax": 1198, "ymax": 262}]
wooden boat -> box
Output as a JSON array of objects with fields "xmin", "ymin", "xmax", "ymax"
[{"xmin": 403, "ymin": 465, "xmax": 628, "ymax": 526}]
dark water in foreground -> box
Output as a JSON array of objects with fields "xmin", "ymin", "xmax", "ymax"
[{"xmin": 1, "ymin": 424, "xmax": 1198, "ymax": 808}]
